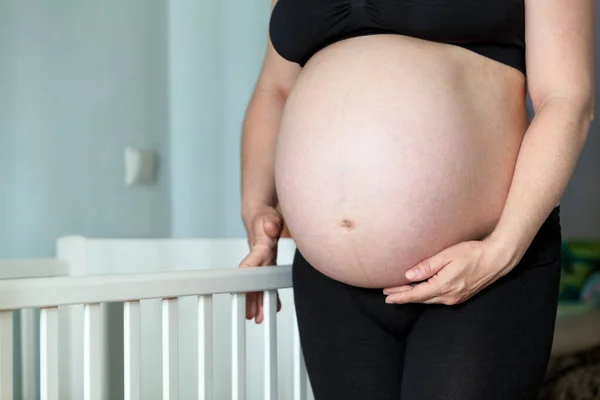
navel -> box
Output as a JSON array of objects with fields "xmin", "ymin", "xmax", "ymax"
[{"xmin": 339, "ymin": 218, "xmax": 356, "ymax": 231}]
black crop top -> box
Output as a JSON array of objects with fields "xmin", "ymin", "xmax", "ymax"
[{"xmin": 269, "ymin": 0, "xmax": 526, "ymax": 75}]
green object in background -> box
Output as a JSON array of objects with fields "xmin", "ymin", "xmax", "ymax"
[
  {"xmin": 556, "ymin": 300, "xmax": 598, "ymax": 318},
  {"xmin": 558, "ymin": 239, "xmax": 600, "ymax": 302}
]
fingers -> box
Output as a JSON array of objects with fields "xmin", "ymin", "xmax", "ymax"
[
  {"xmin": 246, "ymin": 292, "xmax": 257, "ymax": 320},
  {"xmin": 276, "ymin": 291, "xmax": 282, "ymax": 312},
  {"xmin": 246, "ymin": 291, "xmax": 282, "ymax": 323},
  {"xmin": 382, "ymin": 285, "xmax": 414, "ymax": 295},
  {"xmin": 240, "ymin": 244, "xmax": 273, "ymax": 324},
  {"xmin": 239, "ymin": 251, "xmax": 263, "ymax": 268},
  {"xmin": 405, "ymin": 252, "xmax": 451, "ymax": 282},
  {"xmin": 241, "ymin": 208, "xmax": 282, "ymax": 323},
  {"xmin": 385, "ymin": 280, "xmax": 442, "ymax": 304},
  {"xmin": 255, "ymin": 292, "xmax": 264, "ymax": 324},
  {"xmin": 384, "ymin": 280, "xmax": 464, "ymax": 305},
  {"xmin": 245, "ymin": 292, "xmax": 264, "ymax": 323},
  {"xmin": 239, "ymin": 245, "xmax": 274, "ymax": 268}
]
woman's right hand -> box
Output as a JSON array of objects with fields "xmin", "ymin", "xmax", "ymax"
[{"xmin": 239, "ymin": 204, "xmax": 284, "ymax": 323}]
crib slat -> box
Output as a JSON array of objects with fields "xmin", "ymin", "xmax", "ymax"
[
  {"xmin": 263, "ymin": 290, "xmax": 278, "ymax": 400},
  {"xmin": 292, "ymin": 308, "xmax": 307, "ymax": 400},
  {"xmin": 40, "ymin": 307, "xmax": 59, "ymax": 400},
  {"xmin": 124, "ymin": 301, "xmax": 140, "ymax": 400},
  {"xmin": 20, "ymin": 308, "xmax": 37, "ymax": 400},
  {"xmin": 198, "ymin": 295, "xmax": 213, "ymax": 400},
  {"xmin": 84, "ymin": 303, "xmax": 102, "ymax": 400},
  {"xmin": 0, "ymin": 311, "xmax": 13, "ymax": 400},
  {"xmin": 162, "ymin": 298, "xmax": 178, "ymax": 400},
  {"xmin": 231, "ymin": 293, "xmax": 246, "ymax": 400}
]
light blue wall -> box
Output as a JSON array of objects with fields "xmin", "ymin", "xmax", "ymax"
[
  {"xmin": 0, "ymin": 0, "xmax": 172, "ymax": 259},
  {"xmin": 0, "ymin": 0, "xmax": 274, "ymax": 245},
  {"xmin": 167, "ymin": 0, "xmax": 224, "ymax": 238},
  {"xmin": 168, "ymin": 0, "xmax": 270, "ymax": 238},
  {"xmin": 0, "ymin": 3, "xmax": 19, "ymax": 257},
  {"xmin": 220, "ymin": 0, "xmax": 272, "ymax": 237}
]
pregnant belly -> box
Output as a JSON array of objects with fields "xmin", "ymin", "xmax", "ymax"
[{"xmin": 274, "ymin": 35, "xmax": 528, "ymax": 288}]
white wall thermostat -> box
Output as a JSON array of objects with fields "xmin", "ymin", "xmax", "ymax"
[{"xmin": 125, "ymin": 146, "xmax": 157, "ymax": 186}]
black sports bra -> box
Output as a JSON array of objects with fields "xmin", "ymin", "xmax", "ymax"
[{"xmin": 269, "ymin": 0, "xmax": 526, "ymax": 75}]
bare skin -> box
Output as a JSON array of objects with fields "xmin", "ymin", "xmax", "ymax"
[
  {"xmin": 239, "ymin": 0, "xmax": 300, "ymax": 323},
  {"xmin": 275, "ymin": 34, "xmax": 528, "ymax": 287}
]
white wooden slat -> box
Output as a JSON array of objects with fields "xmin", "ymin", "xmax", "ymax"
[
  {"xmin": 162, "ymin": 298, "xmax": 178, "ymax": 400},
  {"xmin": 231, "ymin": 293, "xmax": 246, "ymax": 400},
  {"xmin": 124, "ymin": 301, "xmax": 141, "ymax": 400},
  {"xmin": 263, "ymin": 290, "xmax": 278, "ymax": 400},
  {"xmin": 197, "ymin": 295, "xmax": 213, "ymax": 400},
  {"xmin": 40, "ymin": 307, "xmax": 59, "ymax": 400},
  {"xmin": 0, "ymin": 311, "xmax": 13, "ymax": 400},
  {"xmin": 292, "ymin": 308, "xmax": 307, "ymax": 400},
  {"xmin": 84, "ymin": 303, "xmax": 102, "ymax": 400},
  {"xmin": 20, "ymin": 308, "xmax": 38, "ymax": 400},
  {"xmin": 0, "ymin": 265, "xmax": 293, "ymax": 310}
]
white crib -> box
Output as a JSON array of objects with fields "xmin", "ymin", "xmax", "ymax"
[
  {"xmin": 3, "ymin": 237, "xmax": 600, "ymax": 400},
  {"xmin": 0, "ymin": 236, "xmax": 312, "ymax": 400}
]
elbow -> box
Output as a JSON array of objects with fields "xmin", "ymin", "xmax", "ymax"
[
  {"xmin": 533, "ymin": 91, "xmax": 595, "ymax": 134},
  {"xmin": 531, "ymin": 80, "xmax": 594, "ymax": 119},
  {"xmin": 270, "ymin": 81, "xmax": 293, "ymax": 105}
]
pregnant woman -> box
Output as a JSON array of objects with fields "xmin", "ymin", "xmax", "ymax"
[{"xmin": 240, "ymin": 0, "xmax": 594, "ymax": 398}]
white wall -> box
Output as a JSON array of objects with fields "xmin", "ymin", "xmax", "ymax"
[{"xmin": 0, "ymin": 0, "xmax": 172, "ymax": 260}]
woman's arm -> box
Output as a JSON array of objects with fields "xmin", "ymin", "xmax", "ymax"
[
  {"xmin": 239, "ymin": 1, "xmax": 301, "ymax": 324},
  {"xmin": 488, "ymin": 0, "xmax": 595, "ymax": 268},
  {"xmin": 241, "ymin": 0, "xmax": 301, "ymax": 224}
]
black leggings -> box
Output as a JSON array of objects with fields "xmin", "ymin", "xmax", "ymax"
[{"xmin": 293, "ymin": 207, "xmax": 562, "ymax": 400}]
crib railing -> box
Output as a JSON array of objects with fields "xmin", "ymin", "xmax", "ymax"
[
  {"xmin": 0, "ymin": 258, "xmax": 70, "ymax": 400},
  {"xmin": 0, "ymin": 264, "xmax": 306, "ymax": 400}
]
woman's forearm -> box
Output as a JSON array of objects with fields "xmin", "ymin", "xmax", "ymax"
[
  {"xmin": 241, "ymin": 87, "xmax": 287, "ymax": 220},
  {"xmin": 488, "ymin": 97, "xmax": 594, "ymax": 269}
]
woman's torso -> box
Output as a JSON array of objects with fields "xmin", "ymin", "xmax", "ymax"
[{"xmin": 271, "ymin": 0, "xmax": 529, "ymax": 288}]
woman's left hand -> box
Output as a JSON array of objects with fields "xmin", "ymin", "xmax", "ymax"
[{"xmin": 383, "ymin": 239, "xmax": 513, "ymax": 305}]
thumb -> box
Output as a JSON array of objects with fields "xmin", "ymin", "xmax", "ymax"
[
  {"xmin": 405, "ymin": 252, "xmax": 450, "ymax": 282},
  {"xmin": 262, "ymin": 216, "xmax": 283, "ymax": 239},
  {"xmin": 239, "ymin": 250, "xmax": 266, "ymax": 268}
]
